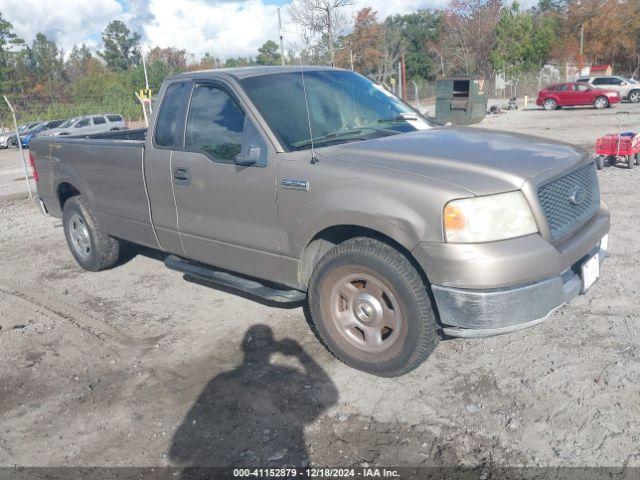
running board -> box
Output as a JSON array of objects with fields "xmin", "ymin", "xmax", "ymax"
[{"xmin": 164, "ymin": 255, "xmax": 306, "ymax": 303}]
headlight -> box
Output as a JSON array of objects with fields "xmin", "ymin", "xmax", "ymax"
[{"xmin": 444, "ymin": 191, "xmax": 538, "ymax": 243}]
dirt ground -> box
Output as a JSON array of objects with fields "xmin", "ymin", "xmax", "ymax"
[{"xmin": 1, "ymin": 103, "xmax": 639, "ymax": 471}]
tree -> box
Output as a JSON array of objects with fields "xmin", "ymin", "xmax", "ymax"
[
  {"xmin": 99, "ymin": 20, "xmax": 141, "ymax": 71},
  {"xmin": 290, "ymin": 0, "xmax": 354, "ymax": 66},
  {"xmin": 491, "ymin": 2, "xmax": 555, "ymax": 94},
  {"xmin": 440, "ymin": 0, "xmax": 502, "ymax": 77},
  {"xmin": 200, "ymin": 53, "xmax": 221, "ymax": 69},
  {"xmin": 385, "ymin": 10, "xmax": 441, "ymax": 80},
  {"xmin": 29, "ymin": 33, "xmax": 63, "ymax": 103},
  {"xmin": 147, "ymin": 47, "xmax": 187, "ymax": 71},
  {"xmin": 337, "ymin": 8, "xmax": 383, "ymax": 76},
  {"xmin": 256, "ymin": 40, "xmax": 281, "ymax": 65},
  {"xmin": 224, "ymin": 57, "xmax": 255, "ymax": 68},
  {"xmin": 0, "ymin": 13, "xmax": 25, "ymax": 93},
  {"xmin": 66, "ymin": 44, "xmax": 93, "ymax": 81}
]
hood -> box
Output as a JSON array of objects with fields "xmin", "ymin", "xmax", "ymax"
[
  {"xmin": 319, "ymin": 127, "xmax": 587, "ymax": 196},
  {"xmin": 39, "ymin": 128, "xmax": 69, "ymax": 136}
]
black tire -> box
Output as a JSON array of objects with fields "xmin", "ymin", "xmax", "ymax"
[
  {"xmin": 594, "ymin": 96, "xmax": 609, "ymax": 109},
  {"xmin": 595, "ymin": 155, "xmax": 605, "ymax": 170},
  {"xmin": 308, "ymin": 237, "xmax": 439, "ymax": 377},
  {"xmin": 62, "ymin": 195, "xmax": 121, "ymax": 271},
  {"xmin": 628, "ymin": 155, "xmax": 635, "ymax": 169},
  {"xmin": 543, "ymin": 98, "xmax": 557, "ymax": 111}
]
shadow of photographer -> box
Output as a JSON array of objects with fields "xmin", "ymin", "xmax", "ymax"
[{"xmin": 169, "ymin": 324, "xmax": 338, "ymax": 471}]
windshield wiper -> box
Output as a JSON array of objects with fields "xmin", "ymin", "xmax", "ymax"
[
  {"xmin": 377, "ymin": 113, "xmax": 419, "ymax": 123},
  {"xmin": 293, "ymin": 126, "xmax": 383, "ymax": 149}
]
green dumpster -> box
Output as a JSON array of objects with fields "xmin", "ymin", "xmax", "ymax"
[{"xmin": 434, "ymin": 77, "xmax": 487, "ymax": 125}]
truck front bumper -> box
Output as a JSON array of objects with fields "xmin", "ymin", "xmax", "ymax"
[
  {"xmin": 412, "ymin": 207, "xmax": 610, "ymax": 338},
  {"xmin": 432, "ymin": 241, "xmax": 606, "ymax": 338}
]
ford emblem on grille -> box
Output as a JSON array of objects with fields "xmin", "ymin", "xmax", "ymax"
[{"xmin": 569, "ymin": 187, "xmax": 587, "ymax": 205}]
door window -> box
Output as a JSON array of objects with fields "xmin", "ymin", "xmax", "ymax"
[
  {"xmin": 155, "ymin": 81, "xmax": 187, "ymax": 147},
  {"xmin": 593, "ymin": 77, "xmax": 612, "ymax": 85},
  {"xmin": 75, "ymin": 118, "xmax": 91, "ymax": 128},
  {"xmin": 575, "ymin": 84, "xmax": 590, "ymax": 92},
  {"xmin": 92, "ymin": 116, "xmax": 106, "ymax": 125},
  {"xmin": 184, "ymin": 84, "xmax": 245, "ymax": 162}
]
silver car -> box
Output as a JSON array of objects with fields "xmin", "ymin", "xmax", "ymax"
[
  {"xmin": 577, "ymin": 75, "xmax": 640, "ymax": 102},
  {"xmin": 40, "ymin": 114, "xmax": 127, "ymax": 137}
]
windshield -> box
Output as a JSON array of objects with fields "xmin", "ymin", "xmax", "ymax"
[
  {"xmin": 241, "ymin": 70, "xmax": 433, "ymax": 151},
  {"xmin": 58, "ymin": 117, "xmax": 78, "ymax": 129}
]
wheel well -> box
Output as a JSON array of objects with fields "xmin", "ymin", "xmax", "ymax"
[
  {"xmin": 298, "ymin": 225, "xmax": 427, "ymax": 288},
  {"xmin": 57, "ymin": 182, "xmax": 80, "ymax": 209}
]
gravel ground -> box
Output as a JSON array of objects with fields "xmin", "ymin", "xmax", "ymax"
[{"xmin": 0, "ymin": 104, "xmax": 639, "ymax": 470}]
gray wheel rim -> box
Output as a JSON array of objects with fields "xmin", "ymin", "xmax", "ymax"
[
  {"xmin": 328, "ymin": 272, "xmax": 402, "ymax": 353},
  {"xmin": 595, "ymin": 97, "xmax": 607, "ymax": 108},
  {"xmin": 631, "ymin": 92, "xmax": 640, "ymax": 102},
  {"xmin": 68, "ymin": 213, "xmax": 91, "ymax": 259}
]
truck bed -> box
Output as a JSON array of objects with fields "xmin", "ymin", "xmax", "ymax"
[
  {"xmin": 31, "ymin": 128, "xmax": 159, "ymax": 249},
  {"xmin": 77, "ymin": 128, "xmax": 148, "ymax": 142}
]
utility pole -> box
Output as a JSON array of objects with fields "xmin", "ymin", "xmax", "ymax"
[
  {"xmin": 278, "ymin": 8, "xmax": 285, "ymax": 66},
  {"xmin": 141, "ymin": 50, "xmax": 152, "ymax": 114},
  {"xmin": 141, "ymin": 51, "xmax": 149, "ymax": 92},
  {"xmin": 579, "ymin": 24, "xmax": 584, "ymax": 75},
  {"xmin": 401, "ymin": 53, "xmax": 407, "ymax": 101},
  {"xmin": 3, "ymin": 95, "xmax": 32, "ymax": 198},
  {"xmin": 350, "ymin": 47, "xmax": 354, "ymax": 71}
]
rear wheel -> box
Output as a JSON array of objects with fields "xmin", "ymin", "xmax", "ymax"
[
  {"xmin": 308, "ymin": 237, "xmax": 439, "ymax": 377},
  {"xmin": 62, "ymin": 195, "xmax": 121, "ymax": 271},
  {"xmin": 595, "ymin": 155, "xmax": 605, "ymax": 170},
  {"xmin": 543, "ymin": 98, "xmax": 557, "ymax": 110},
  {"xmin": 594, "ymin": 96, "xmax": 609, "ymax": 109}
]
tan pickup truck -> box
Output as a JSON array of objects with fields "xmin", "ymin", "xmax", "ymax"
[{"xmin": 30, "ymin": 66, "xmax": 610, "ymax": 376}]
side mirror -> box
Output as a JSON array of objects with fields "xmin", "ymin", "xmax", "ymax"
[{"xmin": 235, "ymin": 145, "xmax": 260, "ymax": 166}]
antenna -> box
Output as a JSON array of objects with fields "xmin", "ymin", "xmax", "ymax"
[{"xmin": 299, "ymin": 61, "xmax": 318, "ymax": 164}]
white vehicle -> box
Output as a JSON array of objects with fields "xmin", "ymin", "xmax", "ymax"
[
  {"xmin": 577, "ymin": 76, "xmax": 640, "ymax": 103},
  {"xmin": 40, "ymin": 114, "xmax": 127, "ymax": 137}
]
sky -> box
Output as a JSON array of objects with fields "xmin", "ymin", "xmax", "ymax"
[{"xmin": 0, "ymin": 0, "xmax": 448, "ymax": 61}]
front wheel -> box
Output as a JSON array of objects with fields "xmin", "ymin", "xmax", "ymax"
[
  {"xmin": 62, "ymin": 195, "xmax": 121, "ymax": 271},
  {"xmin": 629, "ymin": 90, "xmax": 640, "ymax": 103},
  {"xmin": 596, "ymin": 155, "xmax": 605, "ymax": 170},
  {"xmin": 308, "ymin": 237, "xmax": 439, "ymax": 377},
  {"xmin": 543, "ymin": 98, "xmax": 557, "ymax": 110},
  {"xmin": 628, "ymin": 155, "xmax": 635, "ymax": 169},
  {"xmin": 594, "ymin": 96, "xmax": 609, "ymax": 109}
]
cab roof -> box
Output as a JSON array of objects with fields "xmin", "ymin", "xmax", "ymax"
[{"xmin": 172, "ymin": 65, "xmax": 344, "ymax": 81}]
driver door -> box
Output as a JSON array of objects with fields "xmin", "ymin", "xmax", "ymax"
[
  {"xmin": 573, "ymin": 83, "xmax": 593, "ymax": 105},
  {"xmin": 170, "ymin": 81, "xmax": 281, "ymax": 279}
]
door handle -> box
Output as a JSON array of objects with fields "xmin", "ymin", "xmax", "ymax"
[{"xmin": 174, "ymin": 167, "xmax": 191, "ymax": 186}]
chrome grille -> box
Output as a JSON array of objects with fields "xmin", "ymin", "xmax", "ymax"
[{"xmin": 537, "ymin": 163, "xmax": 600, "ymax": 240}]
